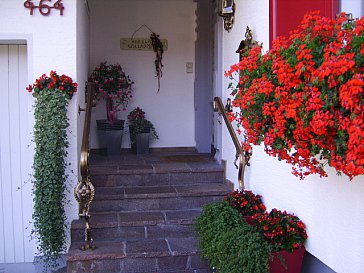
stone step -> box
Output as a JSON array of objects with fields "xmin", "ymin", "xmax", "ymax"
[
  {"xmin": 90, "ymin": 184, "xmax": 230, "ymax": 212},
  {"xmin": 91, "ymin": 168, "xmax": 224, "ymax": 188},
  {"xmin": 91, "ymin": 194, "xmax": 225, "ymax": 213},
  {"xmin": 95, "ymin": 184, "xmax": 230, "ymax": 200},
  {"xmin": 67, "ymin": 238, "xmax": 213, "ymax": 273},
  {"xmin": 71, "ymin": 209, "xmax": 202, "ymax": 242},
  {"xmin": 68, "ymin": 151, "xmax": 221, "ymax": 273}
]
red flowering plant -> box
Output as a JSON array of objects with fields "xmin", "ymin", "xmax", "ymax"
[
  {"xmin": 127, "ymin": 107, "xmax": 146, "ymax": 124},
  {"xmin": 89, "ymin": 62, "xmax": 133, "ymax": 123},
  {"xmin": 127, "ymin": 107, "xmax": 159, "ymax": 148},
  {"xmin": 252, "ymin": 209, "xmax": 308, "ymax": 253},
  {"xmin": 224, "ymin": 189, "xmax": 266, "ymax": 217},
  {"xmin": 225, "ymin": 12, "xmax": 364, "ymax": 180},
  {"xmin": 26, "ymin": 70, "xmax": 77, "ymax": 99}
]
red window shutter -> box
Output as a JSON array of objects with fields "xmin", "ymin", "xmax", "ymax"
[{"xmin": 269, "ymin": 0, "xmax": 340, "ymax": 47}]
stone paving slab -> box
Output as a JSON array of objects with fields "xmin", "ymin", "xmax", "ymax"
[
  {"xmin": 122, "ymin": 257, "xmax": 157, "ymax": 272},
  {"xmin": 167, "ymin": 237, "xmax": 198, "ymax": 256},
  {"xmin": 124, "ymin": 185, "xmax": 177, "ymax": 198},
  {"xmin": 71, "ymin": 213, "xmax": 118, "ymax": 229},
  {"xmin": 146, "ymin": 224, "xmax": 195, "ymax": 239},
  {"xmin": 152, "ymin": 163, "xmax": 192, "ymax": 173},
  {"xmin": 164, "ymin": 209, "xmax": 202, "ymax": 224},
  {"xmin": 93, "ymin": 184, "xmax": 230, "ymax": 201},
  {"xmin": 158, "ymin": 255, "xmax": 189, "ymax": 271},
  {"xmin": 119, "ymin": 211, "xmax": 165, "ymax": 226},
  {"xmin": 67, "ymin": 259, "xmax": 122, "ymax": 273},
  {"xmin": 174, "ymin": 184, "xmax": 230, "ymax": 197},
  {"xmin": 126, "ymin": 239, "xmax": 170, "ymax": 258},
  {"xmin": 67, "ymin": 241, "xmax": 125, "ymax": 261},
  {"xmin": 71, "ymin": 225, "xmax": 146, "ymax": 243}
]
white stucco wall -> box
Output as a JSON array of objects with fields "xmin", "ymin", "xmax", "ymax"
[
  {"xmin": 88, "ymin": 0, "xmax": 197, "ymax": 149},
  {"xmin": 220, "ymin": 1, "xmax": 364, "ymax": 273},
  {"xmin": 220, "ymin": 0, "xmax": 270, "ymax": 185},
  {"xmin": 0, "ymin": 0, "xmax": 81, "ymax": 261}
]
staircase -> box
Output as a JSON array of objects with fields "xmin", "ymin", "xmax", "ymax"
[{"xmin": 67, "ymin": 150, "xmax": 231, "ymax": 273}]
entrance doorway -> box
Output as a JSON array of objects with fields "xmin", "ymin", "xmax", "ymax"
[
  {"xmin": 194, "ymin": 0, "xmax": 216, "ymax": 153},
  {"xmin": 0, "ymin": 44, "xmax": 33, "ymax": 263}
]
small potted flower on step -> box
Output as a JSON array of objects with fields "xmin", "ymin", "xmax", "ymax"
[{"xmin": 128, "ymin": 107, "xmax": 158, "ymax": 155}]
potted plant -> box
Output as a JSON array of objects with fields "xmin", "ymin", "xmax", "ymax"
[
  {"xmin": 226, "ymin": 12, "xmax": 364, "ymax": 180},
  {"xmin": 252, "ymin": 209, "xmax": 308, "ymax": 273},
  {"xmin": 195, "ymin": 201, "xmax": 273, "ymax": 273},
  {"xmin": 88, "ymin": 61, "xmax": 133, "ymax": 155},
  {"xmin": 196, "ymin": 191, "xmax": 308, "ymax": 273},
  {"xmin": 224, "ymin": 189, "xmax": 266, "ymax": 223},
  {"xmin": 128, "ymin": 107, "xmax": 158, "ymax": 154}
]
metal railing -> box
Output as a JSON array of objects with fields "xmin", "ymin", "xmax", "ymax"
[
  {"xmin": 213, "ymin": 96, "xmax": 247, "ymax": 189},
  {"xmin": 74, "ymin": 82, "xmax": 96, "ymax": 250}
]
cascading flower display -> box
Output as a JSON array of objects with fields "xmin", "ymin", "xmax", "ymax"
[
  {"xmin": 226, "ymin": 11, "xmax": 364, "ymax": 179},
  {"xmin": 27, "ymin": 71, "xmax": 77, "ymax": 266}
]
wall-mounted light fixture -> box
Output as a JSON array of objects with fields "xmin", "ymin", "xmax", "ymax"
[{"xmin": 218, "ymin": 0, "xmax": 236, "ymax": 32}]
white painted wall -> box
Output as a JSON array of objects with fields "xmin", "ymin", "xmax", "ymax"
[
  {"xmin": 0, "ymin": 0, "xmax": 81, "ymax": 262},
  {"xmin": 220, "ymin": 1, "xmax": 364, "ymax": 273},
  {"xmin": 219, "ymin": 0, "xmax": 270, "ymax": 184},
  {"xmin": 88, "ymin": 0, "xmax": 197, "ymax": 149}
]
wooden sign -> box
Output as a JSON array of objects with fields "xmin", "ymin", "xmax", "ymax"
[{"xmin": 120, "ymin": 38, "xmax": 168, "ymax": 51}]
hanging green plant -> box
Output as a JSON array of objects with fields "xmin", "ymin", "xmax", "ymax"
[{"xmin": 27, "ymin": 71, "xmax": 77, "ymax": 265}]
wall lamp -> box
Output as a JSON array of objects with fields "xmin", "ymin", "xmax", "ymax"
[{"xmin": 219, "ymin": 0, "xmax": 236, "ymax": 32}]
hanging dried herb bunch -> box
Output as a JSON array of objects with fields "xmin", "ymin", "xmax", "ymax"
[{"xmin": 150, "ymin": 32, "xmax": 164, "ymax": 92}]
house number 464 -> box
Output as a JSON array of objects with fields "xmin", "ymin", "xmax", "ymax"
[{"xmin": 24, "ymin": 0, "xmax": 64, "ymax": 16}]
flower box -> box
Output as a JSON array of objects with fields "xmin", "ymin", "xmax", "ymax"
[{"xmin": 269, "ymin": 247, "xmax": 305, "ymax": 273}]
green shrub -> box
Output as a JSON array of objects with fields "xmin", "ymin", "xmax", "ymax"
[
  {"xmin": 195, "ymin": 201, "xmax": 272, "ymax": 273},
  {"xmin": 32, "ymin": 90, "xmax": 69, "ymax": 263}
]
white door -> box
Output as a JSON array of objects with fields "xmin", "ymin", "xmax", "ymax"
[{"xmin": 0, "ymin": 44, "xmax": 34, "ymax": 263}]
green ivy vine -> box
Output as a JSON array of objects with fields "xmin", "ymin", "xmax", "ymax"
[
  {"xmin": 28, "ymin": 71, "xmax": 77, "ymax": 266},
  {"xmin": 33, "ymin": 90, "xmax": 69, "ymax": 263}
]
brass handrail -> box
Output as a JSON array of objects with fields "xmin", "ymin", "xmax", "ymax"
[
  {"xmin": 74, "ymin": 82, "xmax": 96, "ymax": 250},
  {"xmin": 214, "ymin": 97, "xmax": 246, "ymax": 189}
]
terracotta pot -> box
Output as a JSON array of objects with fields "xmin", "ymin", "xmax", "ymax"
[{"xmin": 269, "ymin": 247, "xmax": 305, "ymax": 273}]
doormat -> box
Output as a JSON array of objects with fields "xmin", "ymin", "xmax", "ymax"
[{"xmin": 161, "ymin": 155, "xmax": 206, "ymax": 163}]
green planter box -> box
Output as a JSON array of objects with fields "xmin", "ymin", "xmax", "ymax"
[{"xmin": 129, "ymin": 125, "xmax": 151, "ymax": 155}]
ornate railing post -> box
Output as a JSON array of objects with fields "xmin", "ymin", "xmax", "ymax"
[{"xmin": 75, "ymin": 83, "xmax": 97, "ymax": 250}]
